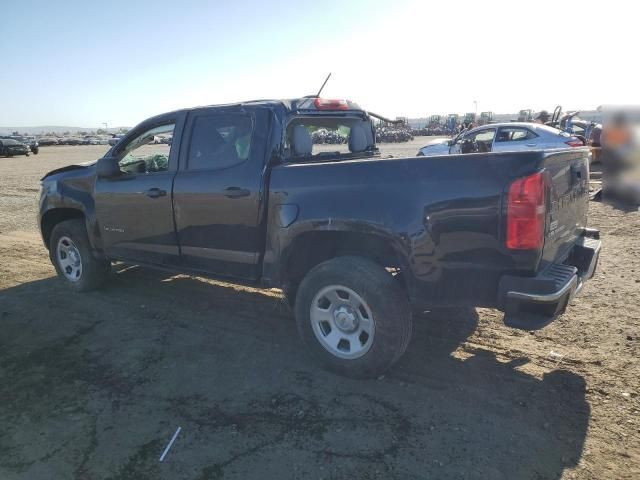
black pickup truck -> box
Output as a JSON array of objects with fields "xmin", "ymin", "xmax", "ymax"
[{"xmin": 39, "ymin": 97, "xmax": 601, "ymax": 378}]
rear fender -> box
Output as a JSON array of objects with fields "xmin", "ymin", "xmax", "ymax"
[{"xmin": 265, "ymin": 216, "xmax": 411, "ymax": 288}]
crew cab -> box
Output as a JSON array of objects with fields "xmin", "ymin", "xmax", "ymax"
[{"xmin": 39, "ymin": 98, "xmax": 601, "ymax": 378}]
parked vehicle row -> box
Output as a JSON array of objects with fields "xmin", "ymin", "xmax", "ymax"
[
  {"xmin": 108, "ymin": 134, "xmax": 125, "ymax": 146},
  {"xmin": 37, "ymin": 137, "xmax": 60, "ymax": 146},
  {"xmin": 39, "ymin": 96, "xmax": 600, "ymax": 378},
  {"xmin": 24, "ymin": 136, "xmax": 112, "ymax": 146}
]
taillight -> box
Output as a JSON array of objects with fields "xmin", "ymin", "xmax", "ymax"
[
  {"xmin": 565, "ymin": 138, "xmax": 584, "ymax": 147},
  {"xmin": 314, "ymin": 98, "xmax": 349, "ymax": 110},
  {"xmin": 506, "ymin": 171, "xmax": 546, "ymax": 250}
]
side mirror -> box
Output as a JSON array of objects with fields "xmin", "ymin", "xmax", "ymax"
[{"xmin": 96, "ymin": 156, "xmax": 120, "ymax": 178}]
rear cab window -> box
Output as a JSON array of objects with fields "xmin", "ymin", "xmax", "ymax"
[{"xmin": 285, "ymin": 116, "xmax": 376, "ymax": 162}]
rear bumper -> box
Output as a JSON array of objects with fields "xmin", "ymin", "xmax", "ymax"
[{"xmin": 498, "ymin": 228, "xmax": 601, "ymax": 330}]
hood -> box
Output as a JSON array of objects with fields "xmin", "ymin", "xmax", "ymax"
[
  {"xmin": 418, "ymin": 139, "xmax": 451, "ymax": 157},
  {"xmin": 41, "ymin": 159, "xmax": 98, "ymax": 180},
  {"xmin": 425, "ymin": 138, "xmax": 449, "ymax": 146}
]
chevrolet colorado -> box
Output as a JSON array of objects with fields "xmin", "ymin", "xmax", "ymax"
[{"xmin": 39, "ymin": 97, "xmax": 601, "ymax": 377}]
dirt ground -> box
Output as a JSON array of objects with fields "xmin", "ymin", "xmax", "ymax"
[{"xmin": 0, "ymin": 141, "xmax": 638, "ymax": 479}]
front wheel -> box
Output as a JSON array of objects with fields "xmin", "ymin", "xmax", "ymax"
[
  {"xmin": 49, "ymin": 219, "xmax": 110, "ymax": 291},
  {"xmin": 295, "ymin": 256, "xmax": 413, "ymax": 378}
]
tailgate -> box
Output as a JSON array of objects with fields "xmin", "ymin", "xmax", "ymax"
[{"xmin": 541, "ymin": 149, "xmax": 590, "ymax": 264}]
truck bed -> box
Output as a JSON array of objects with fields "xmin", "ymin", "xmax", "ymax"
[{"xmin": 264, "ymin": 148, "xmax": 592, "ymax": 310}]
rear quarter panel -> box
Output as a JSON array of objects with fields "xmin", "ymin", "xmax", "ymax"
[{"xmin": 264, "ymin": 151, "xmax": 552, "ymax": 307}]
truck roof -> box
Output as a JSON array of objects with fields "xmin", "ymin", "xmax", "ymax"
[{"xmin": 142, "ymin": 97, "xmax": 366, "ymax": 126}]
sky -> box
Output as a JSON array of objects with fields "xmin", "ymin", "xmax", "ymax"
[{"xmin": 1, "ymin": 0, "xmax": 638, "ymax": 127}]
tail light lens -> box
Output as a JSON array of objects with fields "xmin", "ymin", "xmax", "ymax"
[
  {"xmin": 506, "ymin": 171, "xmax": 547, "ymax": 250},
  {"xmin": 565, "ymin": 138, "xmax": 584, "ymax": 147},
  {"xmin": 314, "ymin": 98, "xmax": 349, "ymax": 110}
]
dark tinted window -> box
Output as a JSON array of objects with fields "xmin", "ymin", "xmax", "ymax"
[{"xmin": 188, "ymin": 114, "xmax": 253, "ymax": 170}]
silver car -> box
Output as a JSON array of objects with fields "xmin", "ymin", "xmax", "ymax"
[{"xmin": 417, "ymin": 122, "xmax": 584, "ymax": 157}]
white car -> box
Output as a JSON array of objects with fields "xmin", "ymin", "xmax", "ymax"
[{"xmin": 418, "ymin": 123, "xmax": 584, "ymax": 157}]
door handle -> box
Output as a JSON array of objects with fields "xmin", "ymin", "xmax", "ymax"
[
  {"xmin": 144, "ymin": 188, "xmax": 166, "ymax": 198},
  {"xmin": 526, "ymin": 143, "xmax": 538, "ymax": 147},
  {"xmin": 224, "ymin": 187, "xmax": 250, "ymax": 198}
]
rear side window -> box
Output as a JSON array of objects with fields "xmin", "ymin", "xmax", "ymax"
[
  {"xmin": 188, "ymin": 114, "xmax": 253, "ymax": 170},
  {"xmin": 496, "ymin": 127, "xmax": 538, "ymax": 142}
]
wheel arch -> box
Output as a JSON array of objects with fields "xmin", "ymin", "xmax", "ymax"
[
  {"xmin": 40, "ymin": 208, "xmax": 86, "ymax": 249},
  {"xmin": 280, "ymin": 228, "xmax": 410, "ymax": 303}
]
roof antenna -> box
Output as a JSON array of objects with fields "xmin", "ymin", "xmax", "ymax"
[{"xmin": 315, "ymin": 72, "xmax": 332, "ymax": 97}]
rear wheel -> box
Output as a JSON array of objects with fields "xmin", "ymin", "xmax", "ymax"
[
  {"xmin": 295, "ymin": 256, "xmax": 412, "ymax": 378},
  {"xmin": 50, "ymin": 219, "xmax": 110, "ymax": 291}
]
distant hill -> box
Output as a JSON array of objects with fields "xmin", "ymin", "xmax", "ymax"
[{"xmin": 0, "ymin": 126, "xmax": 130, "ymax": 135}]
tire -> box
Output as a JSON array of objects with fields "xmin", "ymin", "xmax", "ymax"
[
  {"xmin": 33, "ymin": 147, "xmax": 39, "ymax": 155},
  {"xmin": 295, "ymin": 256, "xmax": 412, "ymax": 378},
  {"xmin": 49, "ymin": 219, "xmax": 110, "ymax": 292}
]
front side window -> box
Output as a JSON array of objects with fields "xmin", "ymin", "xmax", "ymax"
[
  {"xmin": 471, "ymin": 129, "xmax": 496, "ymax": 143},
  {"xmin": 188, "ymin": 114, "xmax": 253, "ymax": 171},
  {"xmin": 118, "ymin": 124, "xmax": 174, "ymax": 174},
  {"xmin": 496, "ymin": 127, "xmax": 538, "ymax": 142},
  {"xmin": 458, "ymin": 128, "xmax": 496, "ymax": 153}
]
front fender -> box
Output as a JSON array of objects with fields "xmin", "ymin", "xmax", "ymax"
[{"xmin": 39, "ymin": 170, "xmax": 102, "ymax": 251}]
